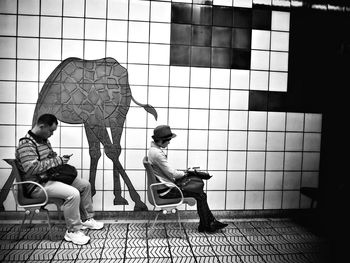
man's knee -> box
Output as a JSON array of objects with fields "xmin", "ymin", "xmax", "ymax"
[{"xmin": 66, "ymin": 188, "xmax": 80, "ymax": 202}]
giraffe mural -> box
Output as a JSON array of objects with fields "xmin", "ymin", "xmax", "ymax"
[{"xmin": 32, "ymin": 57, "xmax": 158, "ymax": 211}]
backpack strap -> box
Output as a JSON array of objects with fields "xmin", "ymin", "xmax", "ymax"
[{"xmin": 19, "ymin": 137, "xmax": 40, "ymax": 161}]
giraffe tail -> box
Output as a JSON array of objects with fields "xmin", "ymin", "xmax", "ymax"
[{"xmin": 131, "ymin": 96, "xmax": 158, "ymax": 120}]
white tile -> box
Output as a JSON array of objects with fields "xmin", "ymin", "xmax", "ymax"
[
  {"xmin": 210, "ymin": 68, "xmax": 230, "ymax": 89},
  {"xmin": 251, "ymin": 50, "xmax": 270, "ymax": 70},
  {"xmin": 248, "ymin": 131, "xmax": 266, "ymax": 150},
  {"xmin": 265, "ymin": 151, "xmax": 284, "ymax": 170},
  {"xmin": 227, "ymin": 171, "xmax": 246, "ymax": 190},
  {"xmin": 62, "ymin": 40, "xmax": 84, "ymax": 59},
  {"xmin": 249, "ymin": 111, "xmax": 267, "ymax": 130},
  {"xmin": 0, "ymin": 125, "xmax": 15, "ymax": 146},
  {"xmin": 151, "ymin": 1, "xmax": 171, "ymax": 22},
  {"xmin": 284, "ymin": 152, "xmax": 302, "ymax": 170},
  {"xmin": 247, "ymin": 151, "xmax": 265, "ymax": 170},
  {"xmin": 266, "ymin": 132, "xmax": 285, "ymax": 150},
  {"xmin": 267, "ymin": 112, "xmax": 286, "ymax": 131},
  {"xmin": 40, "ymin": 39, "xmax": 61, "ymax": 60},
  {"xmin": 18, "ymin": 0, "xmax": 39, "ymax": 15},
  {"xmin": 167, "ymin": 129, "xmax": 188, "ymax": 149},
  {"xmin": 129, "ymin": 0, "xmax": 150, "ymax": 21},
  {"xmin": 227, "ymin": 151, "xmax": 246, "ymax": 170},
  {"xmin": 304, "ymin": 113, "xmax": 322, "ymax": 132},
  {"xmin": 226, "ymin": 191, "xmax": 244, "ymax": 210},
  {"xmin": 269, "ymin": 72, "xmax": 288, "ymax": 92},
  {"xmin": 264, "ymin": 191, "xmax": 282, "ymax": 209},
  {"xmin": 190, "ymin": 88, "xmax": 210, "ymax": 109},
  {"xmin": 149, "ymin": 44, "xmax": 170, "ymax": 65},
  {"xmin": 283, "ymin": 171, "xmax": 301, "ymax": 190},
  {"xmin": 147, "ymin": 107, "xmax": 167, "ymax": 128},
  {"xmin": 40, "ymin": 16, "xmax": 62, "ymax": 38},
  {"xmin": 234, "ymin": 0, "xmax": 252, "ymax": 8},
  {"xmin": 167, "ymin": 150, "xmax": 187, "ymax": 170},
  {"xmin": 92, "ymin": 191, "xmax": 103, "ymax": 210},
  {"xmin": 0, "ymin": 59, "xmax": 16, "ymax": 80},
  {"xmin": 301, "ymin": 171, "xmax": 319, "ymax": 188},
  {"xmin": 188, "ymin": 129, "xmax": 208, "ymax": 150},
  {"xmin": 106, "ymin": 42, "xmax": 127, "ymax": 63},
  {"xmin": 85, "ymin": 19, "xmax": 106, "ymax": 40},
  {"xmin": 169, "ymin": 87, "xmax": 189, "ymax": 108},
  {"xmin": 302, "ymin": 152, "xmax": 320, "ymax": 171},
  {"xmin": 125, "ymin": 128, "xmax": 147, "ymax": 148},
  {"xmin": 60, "ymin": 126, "xmax": 83, "ymax": 148},
  {"xmin": 86, "ymin": 0, "xmax": 106, "ymax": 18},
  {"xmin": 207, "ymin": 191, "xmax": 226, "ymax": 210},
  {"xmin": 271, "ymin": 31, "xmax": 289, "ymax": 51},
  {"xmin": 214, "ymin": 0, "xmax": 233, "ymax": 6},
  {"xmin": 17, "ymin": 81, "xmax": 38, "ymax": 103},
  {"xmin": 84, "ymin": 40, "xmax": 106, "ymax": 60},
  {"xmin": 125, "ymin": 100, "xmax": 147, "ymax": 127},
  {"xmin": 0, "ymin": 37, "xmax": 16, "ymax": 58},
  {"xmin": 17, "ymin": 38, "xmax": 39, "ymax": 59},
  {"xmin": 18, "ymin": 15, "xmax": 39, "ymax": 37},
  {"xmin": 251, "ymin": 30, "xmax": 271, "ymax": 50},
  {"xmin": 63, "ymin": 0, "xmax": 84, "ymax": 17},
  {"xmin": 303, "ymin": 133, "xmax": 321, "ymax": 151},
  {"xmin": 230, "ymin": 90, "xmax": 249, "ymax": 110},
  {"xmin": 170, "ymin": 66, "xmax": 190, "ymax": 87},
  {"xmin": 148, "ymin": 85, "xmax": 169, "ymax": 108},
  {"xmin": 125, "ymin": 149, "xmax": 145, "ymax": 169},
  {"xmin": 272, "ymin": 11, "xmax": 290, "ymax": 31},
  {"xmin": 208, "ymin": 130, "xmax": 228, "ymax": 150},
  {"xmin": 246, "ymin": 171, "xmax": 264, "ymax": 190},
  {"xmin": 286, "ymin": 113, "xmax": 304, "ymax": 131},
  {"xmin": 41, "ymin": 0, "xmax": 62, "ymax": 16},
  {"xmin": 127, "ymin": 64, "xmax": 149, "ymax": 85},
  {"xmin": 107, "ymin": 20, "xmax": 128, "ymax": 41},
  {"xmin": 190, "ymin": 67, "xmax": 210, "ymax": 88},
  {"xmin": 0, "ymin": 0, "xmax": 17, "ymax": 13},
  {"xmin": 63, "ymin": 17, "xmax": 84, "ymax": 39},
  {"xmin": 0, "ymin": 15, "xmax": 17, "ymax": 36},
  {"xmin": 148, "ymin": 65, "xmax": 169, "ymax": 86},
  {"xmin": 231, "ymin": 69, "xmax": 250, "ymax": 90},
  {"xmin": 16, "ymin": 103, "xmax": 35, "ymax": 125},
  {"xmin": 245, "ymin": 191, "xmax": 263, "ymax": 209},
  {"xmin": 270, "ymin": 52, "xmax": 289, "ymax": 71},
  {"xmin": 285, "ymin": 132, "xmax": 303, "ymax": 151},
  {"xmin": 265, "ymin": 171, "xmax": 283, "ymax": 190},
  {"xmin": 228, "ymin": 131, "xmax": 247, "ymax": 150},
  {"xmin": 129, "ymin": 21, "xmax": 149, "ymax": 43},
  {"xmin": 17, "ymin": 60, "xmax": 38, "ymax": 81},
  {"xmin": 108, "ymin": 0, "xmax": 128, "ymax": 19},
  {"xmin": 209, "ymin": 109, "xmax": 229, "ymax": 130},
  {"xmin": 150, "ymin": 22, "xmax": 171, "ymax": 44},
  {"xmin": 187, "ymin": 150, "xmax": 207, "ymax": 169},
  {"xmin": 229, "ymin": 111, "xmax": 248, "ymax": 130},
  {"xmin": 0, "ymin": 81, "xmax": 15, "ymax": 102},
  {"xmin": 273, "ymin": 0, "xmax": 290, "ymax": 7},
  {"xmin": 210, "ymin": 89, "xmax": 230, "ymax": 109},
  {"xmin": 207, "ymin": 171, "xmax": 227, "ymax": 190},
  {"xmin": 208, "ymin": 150, "xmax": 227, "ymax": 170},
  {"xmin": 250, "ymin": 70, "xmax": 269, "ymax": 91}
]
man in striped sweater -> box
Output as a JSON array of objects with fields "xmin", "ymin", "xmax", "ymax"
[{"xmin": 16, "ymin": 114, "xmax": 103, "ymax": 245}]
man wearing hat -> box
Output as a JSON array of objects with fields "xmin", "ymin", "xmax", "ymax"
[{"xmin": 148, "ymin": 125, "xmax": 228, "ymax": 232}]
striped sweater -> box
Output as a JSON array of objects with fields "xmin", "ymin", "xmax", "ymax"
[{"xmin": 15, "ymin": 131, "xmax": 63, "ymax": 193}]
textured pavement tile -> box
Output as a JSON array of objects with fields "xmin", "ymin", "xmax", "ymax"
[
  {"xmin": 225, "ymin": 236, "xmax": 250, "ymax": 245},
  {"xmin": 260, "ymin": 254, "xmax": 290, "ymax": 263},
  {"xmin": 148, "ymin": 258, "xmax": 172, "ymax": 263},
  {"xmin": 28, "ymin": 249, "xmax": 57, "ymax": 261},
  {"xmin": 211, "ymin": 245, "xmax": 237, "ymax": 256},
  {"xmin": 127, "ymin": 237, "xmax": 147, "ymax": 247},
  {"xmin": 168, "ymin": 237, "xmax": 190, "ymax": 246},
  {"xmin": 216, "ymin": 255, "xmax": 242, "ymax": 263},
  {"xmin": 13, "ymin": 239, "xmax": 41, "ymax": 249},
  {"xmin": 282, "ymin": 253, "xmax": 309, "ymax": 263},
  {"xmin": 101, "ymin": 247, "xmax": 125, "ymax": 259},
  {"xmin": 4, "ymin": 249, "xmax": 32, "ymax": 261},
  {"xmin": 147, "ymin": 238, "xmax": 168, "ymax": 247},
  {"xmin": 239, "ymin": 255, "xmax": 266, "ymax": 263},
  {"xmin": 53, "ymin": 249, "xmax": 80, "ymax": 260},
  {"xmin": 125, "ymin": 247, "xmax": 148, "ymax": 258},
  {"xmin": 188, "ymin": 237, "xmax": 211, "ymax": 246},
  {"xmin": 191, "ymin": 246, "xmax": 216, "ymax": 256},
  {"xmin": 170, "ymin": 246, "xmax": 194, "ymax": 257},
  {"xmin": 148, "ymin": 246, "xmax": 171, "ymax": 257},
  {"xmin": 196, "ymin": 256, "xmax": 221, "ymax": 263},
  {"xmin": 104, "ymin": 238, "xmax": 126, "ymax": 248},
  {"xmin": 206, "ymin": 236, "xmax": 233, "ymax": 246},
  {"xmin": 77, "ymin": 248, "xmax": 103, "ymax": 259},
  {"xmin": 172, "ymin": 256, "xmax": 197, "ymax": 263},
  {"xmin": 232, "ymin": 245, "xmax": 259, "ymax": 255}
]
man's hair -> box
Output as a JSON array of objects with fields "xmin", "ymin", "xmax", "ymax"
[{"xmin": 37, "ymin": 114, "xmax": 58, "ymax": 126}]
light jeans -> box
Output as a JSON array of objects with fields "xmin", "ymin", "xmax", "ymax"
[{"xmin": 31, "ymin": 177, "xmax": 94, "ymax": 231}]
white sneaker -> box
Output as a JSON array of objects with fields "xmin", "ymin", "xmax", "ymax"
[
  {"xmin": 81, "ymin": 218, "xmax": 104, "ymax": 230},
  {"xmin": 64, "ymin": 230, "xmax": 90, "ymax": 245}
]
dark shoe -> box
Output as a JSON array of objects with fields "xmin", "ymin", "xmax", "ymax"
[
  {"xmin": 212, "ymin": 219, "xmax": 228, "ymax": 230},
  {"xmin": 198, "ymin": 224, "xmax": 206, "ymax": 232}
]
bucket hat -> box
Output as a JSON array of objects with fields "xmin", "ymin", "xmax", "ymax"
[{"xmin": 152, "ymin": 125, "xmax": 176, "ymax": 141}]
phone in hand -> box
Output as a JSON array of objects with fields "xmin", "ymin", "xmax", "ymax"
[{"xmin": 63, "ymin": 154, "xmax": 73, "ymax": 158}]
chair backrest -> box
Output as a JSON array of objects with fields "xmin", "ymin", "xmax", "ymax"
[{"xmin": 143, "ymin": 156, "xmax": 157, "ymax": 206}]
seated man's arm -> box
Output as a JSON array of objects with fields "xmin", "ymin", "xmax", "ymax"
[{"xmin": 152, "ymin": 150, "xmax": 185, "ymax": 181}]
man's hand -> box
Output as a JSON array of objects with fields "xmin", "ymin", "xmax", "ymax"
[{"xmin": 62, "ymin": 156, "xmax": 70, "ymax": 164}]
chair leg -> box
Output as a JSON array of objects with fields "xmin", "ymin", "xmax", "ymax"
[
  {"xmin": 152, "ymin": 212, "xmax": 160, "ymax": 229},
  {"xmin": 43, "ymin": 208, "xmax": 53, "ymax": 241},
  {"xmin": 175, "ymin": 210, "xmax": 186, "ymax": 239},
  {"xmin": 17, "ymin": 211, "xmax": 28, "ymax": 240}
]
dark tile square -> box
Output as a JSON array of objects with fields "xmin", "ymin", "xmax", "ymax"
[
  {"xmin": 249, "ymin": 91, "xmax": 268, "ymax": 111},
  {"xmin": 170, "ymin": 45, "xmax": 190, "ymax": 66},
  {"xmin": 268, "ymin": 92, "xmax": 287, "ymax": 111},
  {"xmin": 192, "ymin": 25, "xmax": 212, "ymax": 46},
  {"xmin": 233, "ymin": 7, "xmax": 252, "ymax": 28},
  {"xmin": 232, "ymin": 28, "xmax": 251, "ymax": 49},
  {"xmin": 171, "ymin": 3, "xmax": 192, "ymax": 24},
  {"xmin": 191, "ymin": 46, "xmax": 211, "ymax": 67},
  {"xmin": 231, "ymin": 48, "xmax": 250, "ymax": 69},
  {"xmin": 211, "ymin": 48, "xmax": 232, "ymax": 68},
  {"xmin": 213, "ymin": 6, "xmax": 233, "ymax": 27},
  {"xmin": 252, "ymin": 8, "xmax": 271, "ymax": 30},
  {"xmin": 192, "ymin": 5, "xmax": 212, "ymax": 25},
  {"xmin": 212, "ymin": 26, "xmax": 232, "ymax": 48},
  {"xmin": 171, "ymin": 24, "xmax": 191, "ymax": 45}
]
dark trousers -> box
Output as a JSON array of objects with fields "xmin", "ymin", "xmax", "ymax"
[{"xmin": 160, "ymin": 187, "xmax": 215, "ymax": 227}]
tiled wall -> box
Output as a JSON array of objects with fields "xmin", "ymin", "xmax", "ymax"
[{"xmin": 0, "ymin": 0, "xmax": 321, "ymax": 212}]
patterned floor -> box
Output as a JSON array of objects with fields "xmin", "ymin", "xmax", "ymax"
[{"xmin": 0, "ymin": 218, "xmax": 330, "ymax": 263}]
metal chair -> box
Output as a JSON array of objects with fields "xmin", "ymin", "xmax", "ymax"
[
  {"xmin": 4, "ymin": 159, "xmax": 64, "ymax": 240},
  {"xmin": 143, "ymin": 156, "xmax": 196, "ymax": 234}
]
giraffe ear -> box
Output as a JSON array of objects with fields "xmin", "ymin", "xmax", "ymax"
[{"xmin": 144, "ymin": 104, "xmax": 158, "ymax": 120}]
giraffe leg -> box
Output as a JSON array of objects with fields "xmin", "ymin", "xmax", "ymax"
[{"xmin": 84, "ymin": 124, "xmax": 102, "ymax": 197}]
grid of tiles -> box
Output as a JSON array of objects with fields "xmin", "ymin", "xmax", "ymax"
[
  {"xmin": 0, "ymin": 0, "xmax": 321, "ymax": 212},
  {"xmin": 0, "ymin": 219, "xmax": 330, "ymax": 263}
]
